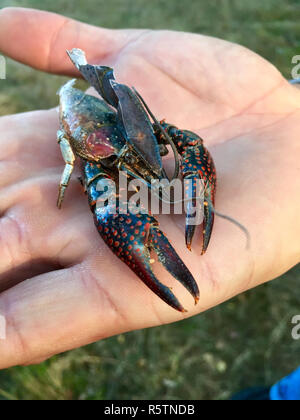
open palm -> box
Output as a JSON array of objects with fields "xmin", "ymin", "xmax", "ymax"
[{"xmin": 0, "ymin": 7, "xmax": 299, "ymax": 368}]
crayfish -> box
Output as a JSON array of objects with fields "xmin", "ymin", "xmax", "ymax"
[{"xmin": 56, "ymin": 49, "xmax": 217, "ymax": 312}]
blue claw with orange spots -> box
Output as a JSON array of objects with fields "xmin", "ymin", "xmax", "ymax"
[
  {"xmin": 85, "ymin": 161, "xmax": 199, "ymax": 312},
  {"xmin": 56, "ymin": 49, "xmax": 216, "ymax": 311},
  {"xmin": 163, "ymin": 127, "xmax": 217, "ymax": 254}
]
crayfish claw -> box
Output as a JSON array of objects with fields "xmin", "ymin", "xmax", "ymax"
[
  {"xmin": 185, "ymin": 226, "xmax": 195, "ymax": 252},
  {"xmin": 202, "ymin": 201, "xmax": 215, "ymax": 255},
  {"xmin": 130, "ymin": 254, "xmax": 187, "ymax": 312},
  {"xmin": 92, "ymin": 206, "xmax": 197, "ymax": 311},
  {"xmin": 180, "ymin": 142, "xmax": 217, "ymax": 254},
  {"xmin": 150, "ymin": 227, "xmax": 199, "ymax": 304}
]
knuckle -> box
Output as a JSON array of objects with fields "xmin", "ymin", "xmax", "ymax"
[
  {"xmin": 77, "ymin": 265, "xmax": 128, "ymax": 327},
  {"xmin": 0, "ymin": 214, "xmax": 29, "ymax": 270},
  {"xmin": 1, "ymin": 294, "xmax": 31, "ymax": 366}
]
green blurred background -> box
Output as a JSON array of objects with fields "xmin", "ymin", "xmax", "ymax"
[{"xmin": 0, "ymin": 0, "xmax": 299, "ymax": 400}]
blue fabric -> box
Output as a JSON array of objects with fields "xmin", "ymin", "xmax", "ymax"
[{"xmin": 270, "ymin": 367, "xmax": 300, "ymax": 400}]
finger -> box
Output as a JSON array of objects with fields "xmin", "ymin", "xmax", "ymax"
[
  {"xmin": 0, "ymin": 173, "xmax": 93, "ymax": 290},
  {"xmin": 0, "ymin": 7, "xmax": 143, "ymax": 75},
  {"xmin": 0, "ymin": 110, "xmax": 60, "ymax": 174},
  {"xmin": 0, "ymin": 257, "xmax": 197, "ymax": 368},
  {"xmin": 0, "ymin": 110, "xmax": 96, "ymax": 286},
  {"xmin": 0, "ymin": 111, "xmax": 58, "ymax": 285},
  {"xmin": 0, "ymin": 207, "xmax": 216, "ymax": 369}
]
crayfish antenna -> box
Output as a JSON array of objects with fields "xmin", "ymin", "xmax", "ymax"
[{"xmin": 205, "ymin": 197, "xmax": 251, "ymax": 251}]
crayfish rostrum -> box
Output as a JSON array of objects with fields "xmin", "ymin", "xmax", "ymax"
[{"xmin": 56, "ymin": 49, "xmax": 217, "ymax": 312}]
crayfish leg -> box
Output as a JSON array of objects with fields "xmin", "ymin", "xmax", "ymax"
[{"xmin": 57, "ymin": 131, "xmax": 76, "ymax": 209}]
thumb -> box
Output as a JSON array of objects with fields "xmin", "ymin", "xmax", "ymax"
[{"xmin": 0, "ymin": 7, "xmax": 141, "ymax": 75}]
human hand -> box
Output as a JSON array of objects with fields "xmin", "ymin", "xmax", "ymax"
[{"xmin": 0, "ymin": 7, "xmax": 299, "ymax": 368}]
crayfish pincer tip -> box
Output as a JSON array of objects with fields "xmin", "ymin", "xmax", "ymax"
[
  {"xmin": 150, "ymin": 228, "xmax": 199, "ymax": 303},
  {"xmin": 181, "ymin": 308, "xmax": 188, "ymax": 313},
  {"xmin": 186, "ymin": 243, "xmax": 192, "ymax": 252}
]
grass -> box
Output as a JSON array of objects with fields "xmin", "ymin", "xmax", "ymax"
[{"xmin": 0, "ymin": 0, "xmax": 299, "ymax": 400}]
